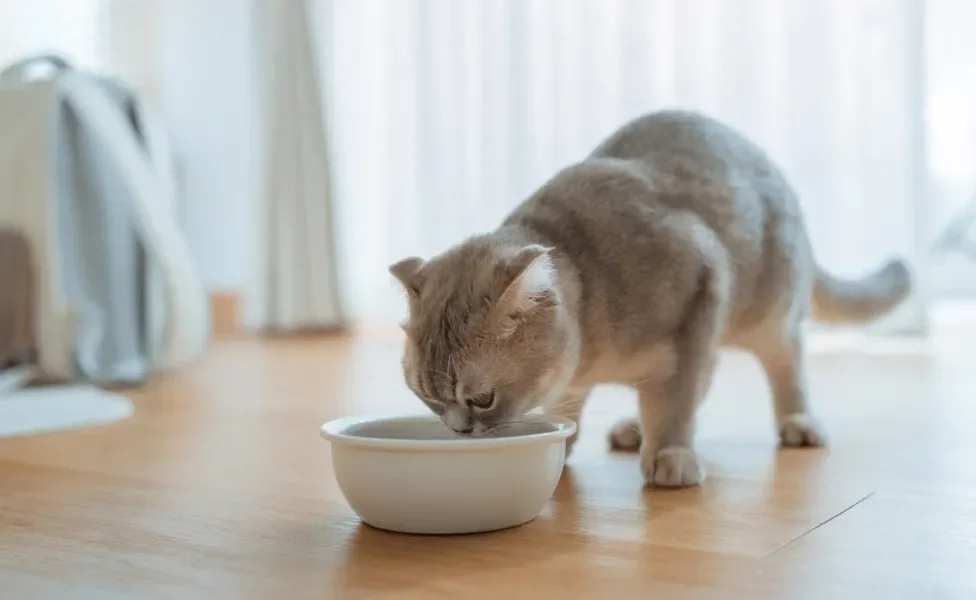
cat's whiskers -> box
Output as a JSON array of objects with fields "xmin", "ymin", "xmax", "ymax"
[
  {"xmin": 625, "ymin": 374, "xmax": 661, "ymax": 387},
  {"xmin": 403, "ymin": 419, "xmax": 451, "ymax": 437},
  {"xmin": 478, "ymin": 413, "xmax": 556, "ymax": 437},
  {"xmin": 426, "ymin": 368, "xmax": 454, "ymax": 382},
  {"xmin": 540, "ymin": 375, "xmax": 663, "ymax": 413}
]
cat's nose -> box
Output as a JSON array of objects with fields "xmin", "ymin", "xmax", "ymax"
[{"xmin": 443, "ymin": 406, "xmax": 473, "ymax": 433}]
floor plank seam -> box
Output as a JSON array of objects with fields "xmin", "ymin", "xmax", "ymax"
[{"xmin": 763, "ymin": 490, "xmax": 876, "ymax": 558}]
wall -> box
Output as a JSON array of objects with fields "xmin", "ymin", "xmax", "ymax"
[{"xmin": 155, "ymin": 0, "xmax": 258, "ymax": 292}]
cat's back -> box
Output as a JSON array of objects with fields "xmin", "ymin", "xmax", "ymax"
[
  {"xmin": 590, "ymin": 110, "xmax": 798, "ymax": 219},
  {"xmin": 590, "ymin": 110, "xmax": 780, "ymax": 183},
  {"xmin": 505, "ymin": 110, "xmax": 809, "ymax": 336},
  {"xmin": 505, "ymin": 110, "xmax": 789, "ymax": 246}
]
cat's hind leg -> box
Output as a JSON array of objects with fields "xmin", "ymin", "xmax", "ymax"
[
  {"xmin": 751, "ymin": 322, "xmax": 826, "ymax": 447},
  {"xmin": 609, "ymin": 416, "xmax": 642, "ymax": 451}
]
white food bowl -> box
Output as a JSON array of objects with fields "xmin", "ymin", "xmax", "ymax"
[{"xmin": 320, "ymin": 413, "xmax": 576, "ymax": 535}]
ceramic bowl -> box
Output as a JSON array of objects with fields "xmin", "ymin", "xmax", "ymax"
[{"xmin": 320, "ymin": 413, "xmax": 576, "ymax": 535}]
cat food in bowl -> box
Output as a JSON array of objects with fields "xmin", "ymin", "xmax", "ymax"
[{"xmin": 320, "ymin": 413, "xmax": 576, "ymax": 535}]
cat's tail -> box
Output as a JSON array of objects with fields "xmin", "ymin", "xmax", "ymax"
[{"xmin": 811, "ymin": 260, "xmax": 912, "ymax": 324}]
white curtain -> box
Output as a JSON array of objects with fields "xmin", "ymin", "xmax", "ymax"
[
  {"xmin": 0, "ymin": 1, "xmax": 105, "ymax": 68},
  {"xmin": 318, "ymin": 0, "xmax": 928, "ymax": 334},
  {"xmin": 0, "ymin": 1, "xmax": 158, "ymax": 98},
  {"xmin": 248, "ymin": 0, "xmax": 345, "ymax": 331},
  {"xmin": 927, "ymin": 0, "xmax": 976, "ymax": 297}
]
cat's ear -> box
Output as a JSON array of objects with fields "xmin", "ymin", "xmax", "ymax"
[
  {"xmin": 389, "ymin": 256, "xmax": 426, "ymax": 298},
  {"xmin": 492, "ymin": 245, "xmax": 558, "ymax": 334}
]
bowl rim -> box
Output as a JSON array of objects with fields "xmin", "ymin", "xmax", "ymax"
[{"xmin": 319, "ymin": 413, "xmax": 577, "ymax": 451}]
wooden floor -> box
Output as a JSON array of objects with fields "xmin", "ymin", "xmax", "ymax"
[{"xmin": 2, "ymin": 329, "xmax": 976, "ymax": 599}]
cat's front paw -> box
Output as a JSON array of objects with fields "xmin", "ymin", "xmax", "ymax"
[
  {"xmin": 641, "ymin": 446, "xmax": 706, "ymax": 488},
  {"xmin": 779, "ymin": 413, "xmax": 827, "ymax": 447}
]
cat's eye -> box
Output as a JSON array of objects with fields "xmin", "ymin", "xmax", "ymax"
[{"xmin": 467, "ymin": 390, "xmax": 496, "ymax": 411}]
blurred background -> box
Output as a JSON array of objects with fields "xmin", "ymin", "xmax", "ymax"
[
  {"xmin": 3, "ymin": 4, "xmax": 976, "ymax": 594},
  {"xmin": 1, "ymin": 0, "xmax": 973, "ymax": 350}
]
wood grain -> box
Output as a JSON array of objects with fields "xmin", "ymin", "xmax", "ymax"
[{"xmin": 1, "ymin": 330, "xmax": 975, "ymax": 599}]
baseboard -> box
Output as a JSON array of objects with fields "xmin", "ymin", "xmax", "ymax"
[
  {"xmin": 209, "ymin": 292, "xmax": 241, "ymax": 337},
  {"xmin": 208, "ymin": 294, "xmax": 354, "ymax": 338}
]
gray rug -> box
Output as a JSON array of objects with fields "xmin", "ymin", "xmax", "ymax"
[{"xmin": 0, "ymin": 367, "xmax": 134, "ymax": 438}]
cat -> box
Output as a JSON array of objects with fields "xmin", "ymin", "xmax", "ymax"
[{"xmin": 389, "ymin": 110, "xmax": 911, "ymax": 488}]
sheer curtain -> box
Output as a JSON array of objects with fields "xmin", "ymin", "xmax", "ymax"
[
  {"xmin": 0, "ymin": 0, "xmax": 155, "ymax": 95},
  {"xmin": 0, "ymin": 1, "xmax": 106, "ymax": 69},
  {"xmin": 247, "ymin": 0, "xmax": 346, "ymax": 331},
  {"xmin": 928, "ymin": 0, "xmax": 976, "ymax": 297},
  {"xmin": 318, "ymin": 0, "xmax": 927, "ymax": 334}
]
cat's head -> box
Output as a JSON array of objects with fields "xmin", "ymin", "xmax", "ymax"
[{"xmin": 390, "ymin": 237, "xmax": 577, "ymax": 436}]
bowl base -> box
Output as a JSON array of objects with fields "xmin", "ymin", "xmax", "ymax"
[{"xmin": 359, "ymin": 514, "xmax": 538, "ymax": 536}]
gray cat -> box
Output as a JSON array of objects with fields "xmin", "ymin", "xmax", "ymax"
[{"xmin": 390, "ymin": 110, "xmax": 911, "ymax": 487}]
